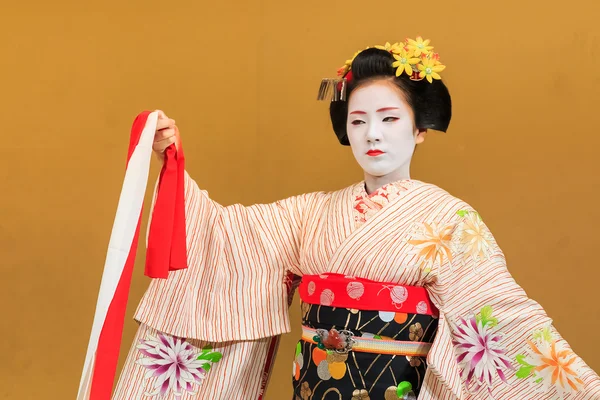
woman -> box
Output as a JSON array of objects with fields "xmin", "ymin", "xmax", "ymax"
[{"xmin": 113, "ymin": 39, "xmax": 600, "ymax": 399}]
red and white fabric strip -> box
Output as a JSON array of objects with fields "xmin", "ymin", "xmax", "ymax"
[
  {"xmin": 77, "ymin": 111, "xmax": 187, "ymax": 400},
  {"xmin": 298, "ymin": 273, "xmax": 438, "ymax": 316}
]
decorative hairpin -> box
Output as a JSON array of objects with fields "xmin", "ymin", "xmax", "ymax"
[
  {"xmin": 317, "ymin": 37, "xmax": 446, "ymax": 101},
  {"xmin": 316, "ymin": 78, "xmax": 348, "ymax": 101}
]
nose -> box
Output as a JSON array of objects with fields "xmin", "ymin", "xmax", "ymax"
[{"xmin": 365, "ymin": 123, "xmax": 382, "ymax": 143}]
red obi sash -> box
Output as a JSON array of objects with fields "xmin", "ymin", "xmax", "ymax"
[{"xmin": 298, "ymin": 273, "xmax": 438, "ymax": 317}]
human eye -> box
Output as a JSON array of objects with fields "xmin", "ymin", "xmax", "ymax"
[
  {"xmin": 383, "ymin": 116, "xmax": 399, "ymax": 123},
  {"xmin": 351, "ymin": 119, "xmax": 365, "ymax": 126}
]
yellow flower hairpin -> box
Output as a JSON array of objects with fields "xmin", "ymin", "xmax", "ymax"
[
  {"xmin": 405, "ymin": 36, "xmax": 434, "ymax": 57},
  {"xmin": 337, "ymin": 37, "xmax": 446, "ymax": 83},
  {"xmin": 375, "ymin": 42, "xmax": 403, "ymax": 53},
  {"xmin": 418, "ymin": 56, "xmax": 446, "ymax": 83},
  {"xmin": 392, "ymin": 47, "xmax": 421, "ymax": 77}
]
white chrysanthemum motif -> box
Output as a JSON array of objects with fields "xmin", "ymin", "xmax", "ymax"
[
  {"xmin": 453, "ymin": 210, "xmax": 494, "ymax": 263},
  {"xmin": 452, "ymin": 309, "xmax": 513, "ymax": 395},
  {"xmin": 136, "ymin": 332, "xmax": 222, "ymax": 397}
]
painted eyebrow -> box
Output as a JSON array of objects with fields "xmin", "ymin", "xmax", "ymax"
[{"xmin": 349, "ymin": 107, "xmax": 399, "ymax": 115}]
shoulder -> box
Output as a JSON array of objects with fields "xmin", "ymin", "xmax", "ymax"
[
  {"xmin": 410, "ymin": 183, "xmax": 504, "ymax": 271},
  {"xmin": 301, "ymin": 181, "xmax": 361, "ymax": 204},
  {"xmin": 413, "ymin": 180, "xmax": 476, "ymax": 221}
]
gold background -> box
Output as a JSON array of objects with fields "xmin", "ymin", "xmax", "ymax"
[{"xmin": 1, "ymin": 1, "xmax": 599, "ymax": 398}]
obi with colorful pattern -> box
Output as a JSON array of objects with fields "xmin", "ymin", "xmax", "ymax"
[{"xmin": 293, "ymin": 274, "xmax": 438, "ymax": 399}]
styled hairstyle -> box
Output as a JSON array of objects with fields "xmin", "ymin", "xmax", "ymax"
[{"xmin": 329, "ymin": 48, "xmax": 452, "ymax": 146}]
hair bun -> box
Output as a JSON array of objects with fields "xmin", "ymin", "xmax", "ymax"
[{"xmin": 330, "ymin": 48, "xmax": 451, "ymax": 146}]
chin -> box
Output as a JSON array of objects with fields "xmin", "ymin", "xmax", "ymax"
[
  {"xmin": 363, "ymin": 167, "xmax": 395, "ymax": 177},
  {"xmin": 357, "ymin": 158, "xmax": 400, "ymax": 178}
]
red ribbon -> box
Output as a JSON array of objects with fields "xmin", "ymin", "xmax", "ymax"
[
  {"xmin": 145, "ymin": 124, "xmax": 187, "ymax": 278},
  {"xmin": 89, "ymin": 111, "xmax": 187, "ymax": 399}
]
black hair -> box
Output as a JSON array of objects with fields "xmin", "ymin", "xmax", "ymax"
[{"xmin": 329, "ymin": 48, "xmax": 452, "ymax": 145}]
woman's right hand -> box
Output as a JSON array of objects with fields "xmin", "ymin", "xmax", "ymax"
[{"xmin": 152, "ymin": 110, "xmax": 178, "ymax": 158}]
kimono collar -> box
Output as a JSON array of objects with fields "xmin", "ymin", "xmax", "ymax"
[{"xmin": 353, "ymin": 180, "xmax": 415, "ymax": 227}]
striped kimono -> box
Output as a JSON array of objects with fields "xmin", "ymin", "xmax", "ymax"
[{"xmin": 113, "ymin": 171, "xmax": 600, "ymax": 399}]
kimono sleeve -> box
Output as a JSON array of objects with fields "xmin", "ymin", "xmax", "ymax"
[
  {"xmin": 425, "ymin": 207, "xmax": 600, "ymax": 399},
  {"xmin": 134, "ymin": 171, "xmax": 325, "ymax": 342}
]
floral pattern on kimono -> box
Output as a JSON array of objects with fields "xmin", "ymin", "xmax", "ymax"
[
  {"xmin": 515, "ymin": 326, "xmax": 586, "ymax": 396},
  {"xmin": 135, "ymin": 331, "xmax": 223, "ymax": 398},
  {"xmin": 130, "ymin": 171, "xmax": 600, "ymax": 400},
  {"xmin": 411, "ymin": 208, "xmax": 596, "ymax": 399},
  {"xmin": 451, "ymin": 305, "xmax": 513, "ymax": 395}
]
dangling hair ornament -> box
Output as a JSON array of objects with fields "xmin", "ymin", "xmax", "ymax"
[{"xmin": 317, "ymin": 37, "xmax": 446, "ymax": 102}]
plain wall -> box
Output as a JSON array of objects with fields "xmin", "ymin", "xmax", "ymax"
[{"xmin": 1, "ymin": 1, "xmax": 599, "ymax": 398}]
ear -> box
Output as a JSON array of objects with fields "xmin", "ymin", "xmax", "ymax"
[{"xmin": 415, "ymin": 129, "xmax": 427, "ymax": 144}]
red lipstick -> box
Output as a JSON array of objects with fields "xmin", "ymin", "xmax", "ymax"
[{"xmin": 367, "ymin": 150, "xmax": 384, "ymax": 156}]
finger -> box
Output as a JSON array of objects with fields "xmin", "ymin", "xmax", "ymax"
[
  {"xmin": 153, "ymin": 135, "xmax": 176, "ymax": 153},
  {"xmin": 156, "ymin": 132, "xmax": 176, "ymax": 145},
  {"xmin": 174, "ymin": 125, "xmax": 181, "ymax": 151},
  {"xmin": 156, "ymin": 118, "xmax": 176, "ymax": 131},
  {"xmin": 155, "ymin": 110, "xmax": 176, "ymax": 125},
  {"xmin": 155, "ymin": 128, "xmax": 176, "ymax": 141}
]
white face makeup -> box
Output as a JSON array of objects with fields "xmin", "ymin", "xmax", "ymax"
[{"xmin": 346, "ymin": 79, "xmax": 424, "ymax": 189}]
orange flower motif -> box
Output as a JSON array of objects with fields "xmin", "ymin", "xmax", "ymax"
[
  {"xmin": 516, "ymin": 327, "xmax": 584, "ymax": 396},
  {"xmin": 528, "ymin": 339, "xmax": 584, "ymax": 392},
  {"xmin": 408, "ymin": 222, "xmax": 454, "ymax": 271}
]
